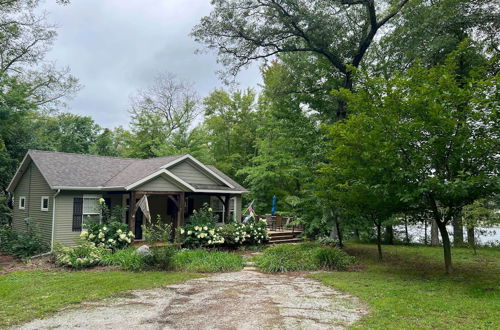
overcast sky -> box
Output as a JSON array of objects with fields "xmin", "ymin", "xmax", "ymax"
[{"xmin": 40, "ymin": 0, "xmax": 261, "ymax": 129}]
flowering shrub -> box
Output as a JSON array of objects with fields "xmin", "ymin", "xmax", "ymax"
[
  {"xmin": 177, "ymin": 218, "xmax": 268, "ymax": 248},
  {"xmin": 81, "ymin": 221, "xmax": 134, "ymax": 250},
  {"xmin": 177, "ymin": 223, "xmax": 225, "ymax": 248},
  {"xmin": 189, "ymin": 203, "xmax": 218, "ymax": 226},
  {"xmin": 54, "ymin": 242, "xmax": 107, "ymax": 269}
]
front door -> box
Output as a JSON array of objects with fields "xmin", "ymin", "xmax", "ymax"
[{"xmin": 135, "ymin": 210, "xmax": 143, "ymax": 240}]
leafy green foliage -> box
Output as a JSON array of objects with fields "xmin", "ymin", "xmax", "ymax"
[
  {"xmin": 100, "ymin": 247, "xmax": 146, "ymax": 271},
  {"xmin": 257, "ymin": 242, "xmax": 355, "ymax": 272},
  {"xmin": 0, "ymin": 224, "xmax": 48, "ymax": 258},
  {"xmin": 53, "ymin": 242, "xmax": 106, "ymax": 269},
  {"xmin": 172, "ymin": 249, "xmax": 244, "ymax": 273},
  {"xmin": 81, "ymin": 221, "xmax": 134, "ymax": 250},
  {"xmin": 142, "ymin": 215, "xmax": 172, "ymax": 245}
]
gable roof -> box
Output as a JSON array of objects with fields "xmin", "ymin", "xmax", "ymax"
[{"xmin": 7, "ymin": 150, "xmax": 248, "ymax": 193}]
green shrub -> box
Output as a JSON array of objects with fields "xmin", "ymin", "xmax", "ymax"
[
  {"xmin": 81, "ymin": 221, "xmax": 134, "ymax": 250},
  {"xmin": 188, "ymin": 203, "xmax": 219, "ymax": 226},
  {"xmin": 142, "ymin": 215, "xmax": 172, "ymax": 245},
  {"xmin": 257, "ymin": 243, "xmax": 355, "ymax": 272},
  {"xmin": 0, "ymin": 225, "xmax": 48, "ymax": 258},
  {"xmin": 314, "ymin": 247, "xmax": 355, "ymax": 270},
  {"xmin": 317, "ymin": 236, "xmax": 340, "ymax": 248},
  {"xmin": 143, "ymin": 245, "xmax": 179, "ymax": 270},
  {"xmin": 100, "ymin": 247, "xmax": 145, "ymax": 271},
  {"xmin": 54, "ymin": 242, "xmax": 107, "ymax": 269},
  {"xmin": 176, "ymin": 223, "xmax": 224, "ymax": 248},
  {"xmin": 172, "ymin": 249, "xmax": 244, "ymax": 272}
]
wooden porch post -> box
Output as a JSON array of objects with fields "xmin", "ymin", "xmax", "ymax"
[
  {"xmin": 128, "ymin": 191, "xmax": 136, "ymax": 234},
  {"xmin": 222, "ymin": 194, "xmax": 230, "ymax": 223},
  {"xmin": 177, "ymin": 192, "xmax": 185, "ymax": 228}
]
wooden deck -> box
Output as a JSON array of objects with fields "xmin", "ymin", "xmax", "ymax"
[{"xmin": 267, "ymin": 229, "xmax": 303, "ymax": 244}]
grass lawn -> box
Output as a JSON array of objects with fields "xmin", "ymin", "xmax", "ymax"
[
  {"xmin": 0, "ymin": 269, "xmax": 201, "ymax": 327},
  {"xmin": 312, "ymin": 244, "xmax": 500, "ymax": 329}
]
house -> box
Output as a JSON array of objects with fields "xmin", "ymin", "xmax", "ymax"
[{"xmin": 6, "ymin": 150, "xmax": 248, "ymax": 249}]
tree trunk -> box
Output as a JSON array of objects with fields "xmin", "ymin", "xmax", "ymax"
[
  {"xmin": 353, "ymin": 227, "xmax": 360, "ymax": 241},
  {"xmin": 376, "ymin": 222, "xmax": 383, "ymax": 261},
  {"xmin": 436, "ymin": 221, "xmax": 453, "ymax": 274},
  {"xmin": 336, "ymin": 217, "xmax": 344, "ymax": 248},
  {"xmin": 404, "ymin": 216, "xmax": 410, "ymax": 245},
  {"xmin": 467, "ymin": 226, "xmax": 476, "ymax": 255},
  {"xmin": 431, "ymin": 219, "xmax": 440, "ymax": 246},
  {"xmin": 452, "ymin": 214, "xmax": 464, "ymax": 247},
  {"xmin": 384, "ymin": 225, "xmax": 394, "ymax": 245},
  {"xmin": 336, "ymin": 72, "xmax": 353, "ymax": 121},
  {"xmin": 424, "ymin": 217, "xmax": 428, "ymax": 245}
]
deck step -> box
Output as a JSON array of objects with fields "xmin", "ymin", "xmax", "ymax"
[{"xmin": 269, "ymin": 238, "xmax": 304, "ymax": 244}]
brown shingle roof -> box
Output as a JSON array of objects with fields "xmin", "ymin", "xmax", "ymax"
[{"xmin": 19, "ymin": 150, "xmax": 247, "ymax": 193}]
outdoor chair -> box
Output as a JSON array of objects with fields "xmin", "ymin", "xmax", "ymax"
[
  {"xmin": 275, "ymin": 215, "xmax": 284, "ymax": 231},
  {"xmin": 265, "ymin": 214, "xmax": 275, "ymax": 231}
]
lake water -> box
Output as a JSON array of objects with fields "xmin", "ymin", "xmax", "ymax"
[{"xmin": 394, "ymin": 225, "xmax": 500, "ymax": 246}]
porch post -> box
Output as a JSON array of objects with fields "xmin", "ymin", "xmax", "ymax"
[
  {"xmin": 128, "ymin": 191, "xmax": 136, "ymax": 234},
  {"xmin": 177, "ymin": 192, "xmax": 185, "ymax": 228},
  {"xmin": 222, "ymin": 194, "xmax": 230, "ymax": 223}
]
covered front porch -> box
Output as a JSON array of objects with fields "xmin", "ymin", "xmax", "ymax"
[{"xmin": 127, "ymin": 191, "xmax": 242, "ymax": 240}]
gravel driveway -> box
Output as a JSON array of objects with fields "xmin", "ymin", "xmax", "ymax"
[{"xmin": 17, "ymin": 268, "xmax": 367, "ymax": 330}]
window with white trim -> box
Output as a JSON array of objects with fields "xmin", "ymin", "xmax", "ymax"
[
  {"xmin": 19, "ymin": 196, "xmax": 26, "ymax": 210},
  {"xmin": 83, "ymin": 195, "xmax": 101, "ymax": 215},
  {"xmin": 41, "ymin": 196, "xmax": 49, "ymax": 211}
]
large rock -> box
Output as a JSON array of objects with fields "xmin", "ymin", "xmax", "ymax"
[{"xmin": 136, "ymin": 245, "xmax": 151, "ymax": 255}]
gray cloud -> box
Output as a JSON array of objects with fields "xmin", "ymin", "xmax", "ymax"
[{"xmin": 41, "ymin": 0, "xmax": 261, "ymax": 128}]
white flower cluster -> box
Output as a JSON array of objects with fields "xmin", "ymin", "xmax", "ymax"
[{"xmin": 180, "ymin": 224, "xmax": 225, "ymax": 246}]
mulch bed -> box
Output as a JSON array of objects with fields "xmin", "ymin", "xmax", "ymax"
[{"xmin": 0, "ymin": 253, "xmax": 55, "ymax": 274}]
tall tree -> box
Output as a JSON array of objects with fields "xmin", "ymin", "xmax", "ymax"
[
  {"xmin": 337, "ymin": 44, "xmax": 499, "ymax": 273},
  {"xmin": 0, "ymin": 0, "xmax": 79, "ymax": 110},
  {"xmin": 128, "ymin": 73, "xmax": 200, "ymax": 158},
  {"xmin": 202, "ymin": 88, "xmax": 258, "ymax": 178},
  {"xmin": 192, "ymin": 0, "xmax": 410, "ymax": 119}
]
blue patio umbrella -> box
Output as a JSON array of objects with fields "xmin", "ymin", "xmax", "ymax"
[{"xmin": 271, "ymin": 195, "xmax": 277, "ymax": 215}]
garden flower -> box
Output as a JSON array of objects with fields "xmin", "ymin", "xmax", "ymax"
[
  {"xmin": 117, "ymin": 229, "xmax": 122, "ymax": 234},
  {"xmin": 89, "ymin": 233, "xmax": 95, "ymax": 239},
  {"xmin": 128, "ymin": 231, "xmax": 134, "ymax": 237},
  {"xmin": 98, "ymin": 232, "xmax": 105, "ymax": 239},
  {"xmin": 119, "ymin": 234, "xmax": 126, "ymax": 240},
  {"xmin": 208, "ymin": 207, "xmax": 213, "ymax": 212},
  {"xmin": 80, "ymin": 231, "xmax": 88, "ymax": 239},
  {"xmin": 203, "ymin": 226, "xmax": 208, "ymax": 230},
  {"xmin": 180, "ymin": 228, "xmax": 185, "ymax": 234},
  {"xmin": 103, "ymin": 226, "xmax": 108, "ymax": 231},
  {"xmin": 187, "ymin": 230, "xmax": 192, "ymax": 235},
  {"xmin": 99, "ymin": 198, "xmax": 105, "ymax": 204},
  {"xmin": 208, "ymin": 240, "xmax": 212, "ymax": 244}
]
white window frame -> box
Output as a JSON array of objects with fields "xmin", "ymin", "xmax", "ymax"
[
  {"xmin": 82, "ymin": 194, "xmax": 101, "ymax": 216},
  {"xmin": 19, "ymin": 196, "xmax": 26, "ymax": 210},
  {"xmin": 41, "ymin": 196, "xmax": 49, "ymax": 211}
]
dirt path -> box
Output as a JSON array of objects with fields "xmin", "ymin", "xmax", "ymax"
[{"xmin": 17, "ymin": 268, "xmax": 367, "ymax": 330}]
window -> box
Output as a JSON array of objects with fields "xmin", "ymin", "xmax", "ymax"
[
  {"xmin": 19, "ymin": 196, "xmax": 26, "ymax": 210},
  {"xmin": 41, "ymin": 196, "xmax": 49, "ymax": 211},
  {"xmin": 73, "ymin": 195, "xmax": 101, "ymax": 232},
  {"xmin": 83, "ymin": 195, "xmax": 100, "ymax": 215}
]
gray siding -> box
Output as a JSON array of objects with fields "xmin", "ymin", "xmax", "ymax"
[
  {"xmin": 11, "ymin": 162, "xmax": 54, "ymax": 246},
  {"xmin": 136, "ymin": 176, "xmax": 182, "ymax": 192},
  {"xmin": 54, "ymin": 191, "xmax": 127, "ymax": 246},
  {"xmin": 170, "ymin": 161, "xmax": 220, "ymax": 185}
]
